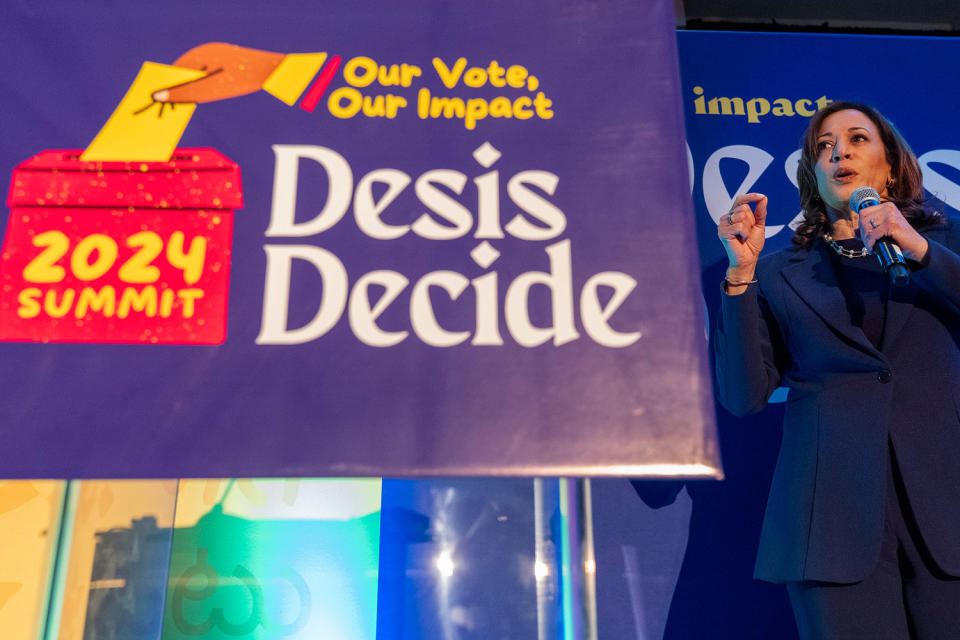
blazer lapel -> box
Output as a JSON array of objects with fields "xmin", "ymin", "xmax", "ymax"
[
  {"xmin": 780, "ymin": 240, "xmax": 883, "ymax": 359},
  {"xmin": 880, "ymin": 226, "xmax": 944, "ymax": 349},
  {"xmin": 881, "ymin": 280, "xmax": 916, "ymax": 351}
]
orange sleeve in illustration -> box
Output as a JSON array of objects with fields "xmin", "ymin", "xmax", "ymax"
[{"xmin": 152, "ymin": 42, "xmax": 328, "ymax": 106}]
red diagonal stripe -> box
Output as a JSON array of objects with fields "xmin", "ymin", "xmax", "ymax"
[{"xmin": 299, "ymin": 55, "xmax": 342, "ymax": 112}]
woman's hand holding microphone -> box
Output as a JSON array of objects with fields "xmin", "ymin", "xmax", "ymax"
[
  {"xmin": 718, "ymin": 193, "xmax": 768, "ymax": 295},
  {"xmin": 855, "ymin": 201, "xmax": 929, "ymax": 263}
]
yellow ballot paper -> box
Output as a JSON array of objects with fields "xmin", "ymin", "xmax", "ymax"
[{"xmin": 81, "ymin": 62, "xmax": 206, "ymax": 162}]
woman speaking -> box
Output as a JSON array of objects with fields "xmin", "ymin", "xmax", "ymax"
[{"xmin": 714, "ymin": 101, "xmax": 960, "ymax": 638}]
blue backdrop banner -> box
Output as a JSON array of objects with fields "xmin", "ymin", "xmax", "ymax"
[
  {"xmin": 679, "ymin": 31, "xmax": 960, "ymax": 276},
  {"xmin": 672, "ymin": 30, "xmax": 960, "ymax": 638}
]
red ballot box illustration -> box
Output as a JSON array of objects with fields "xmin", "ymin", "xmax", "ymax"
[{"xmin": 0, "ymin": 148, "xmax": 241, "ymax": 344}]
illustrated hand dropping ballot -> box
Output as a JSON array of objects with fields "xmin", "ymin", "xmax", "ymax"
[{"xmin": 1, "ymin": 43, "xmax": 342, "ymax": 344}]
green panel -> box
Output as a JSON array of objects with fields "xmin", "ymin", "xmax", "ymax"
[{"xmin": 162, "ymin": 479, "xmax": 381, "ymax": 640}]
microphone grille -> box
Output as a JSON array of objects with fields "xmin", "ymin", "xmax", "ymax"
[{"xmin": 849, "ymin": 186, "xmax": 881, "ymax": 213}]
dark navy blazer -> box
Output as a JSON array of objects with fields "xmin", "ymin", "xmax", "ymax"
[{"xmin": 713, "ymin": 218, "xmax": 960, "ymax": 584}]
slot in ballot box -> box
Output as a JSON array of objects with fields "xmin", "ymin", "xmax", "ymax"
[{"xmin": 1, "ymin": 148, "xmax": 241, "ymax": 344}]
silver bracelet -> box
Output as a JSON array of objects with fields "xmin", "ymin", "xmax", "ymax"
[{"xmin": 724, "ymin": 276, "xmax": 758, "ymax": 287}]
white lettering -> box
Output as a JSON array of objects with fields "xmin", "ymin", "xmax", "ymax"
[
  {"xmin": 348, "ymin": 271, "xmax": 409, "ymax": 347},
  {"xmin": 411, "ymin": 170, "xmax": 472, "ymax": 240},
  {"xmin": 703, "ymin": 144, "xmax": 785, "ymax": 238},
  {"xmin": 410, "ymin": 271, "xmax": 470, "ymax": 346},
  {"xmin": 505, "ymin": 239, "xmax": 579, "ymax": 347},
  {"xmin": 266, "ymin": 145, "xmax": 353, "ymax": 237},
  {"xmin": 580, "ymin": 272, "xmax": 641, "ymax": 347},
  {"xmin": 919, "ymin": 149, "xmax": 960, "ymax": 212},
  {"xmin": 256, "ymin": 245, "xmax": 348, "ymax": 344},
  {"xmin": 504, "ymin": 171, "xmax": 566, "ymax": 241},
  {"xmin": 354, "ymin": 169, "xmax": 412, "ymax": 240}
]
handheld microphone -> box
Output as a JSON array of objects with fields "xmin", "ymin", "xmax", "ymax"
[{"xmin": 849, "ymin": 186, "xmax": 910, "ymax": 286}]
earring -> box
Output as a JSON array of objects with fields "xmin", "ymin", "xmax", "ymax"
[{"xmin": 886, "ymin": 177, "xmax": 895, "ymax": 189}]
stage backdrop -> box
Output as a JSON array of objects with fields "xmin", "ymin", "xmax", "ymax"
[
  {"xmin": 0, "ymin": 1, "xmax": 718, "ymax": 478},
  {"xmin": 680, "ymin": 30, "xmax": 960, "ymax": 279},
  {"xmin": 670, "ymin": 31, "xmax": 960, "ymax": 639}
]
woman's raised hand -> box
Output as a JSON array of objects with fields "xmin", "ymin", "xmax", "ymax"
[
  {"xmin": 856, "ymin": 201, "xmax": 929, "ymax": 262},
  {"xmin": 718, "ymin": 193, "xmax": 768, "ymax": 286}
]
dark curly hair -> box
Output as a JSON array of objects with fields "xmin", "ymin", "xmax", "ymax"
[{"xmin": 794, "ymin": 101, "xmax": 941, "ymax": 247}]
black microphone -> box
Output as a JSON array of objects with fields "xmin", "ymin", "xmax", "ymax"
[{"xmin": 849, "ymin": 186, "xmax": 910, "ymax": 286}]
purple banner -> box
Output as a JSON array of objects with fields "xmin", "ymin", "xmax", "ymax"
[{"xmin": 0, "ymin": 0, "xmax": 717, "ymax": 478}]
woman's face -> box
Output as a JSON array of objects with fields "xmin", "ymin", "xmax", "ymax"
[{"xmin": 813, "ymin": 109, "xmax": 892, "ymax": 216}]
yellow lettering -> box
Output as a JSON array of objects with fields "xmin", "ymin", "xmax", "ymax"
[
  {"xmin": 464, "ymin": 67, "xmax": 487, "ymax": 88},
  {"xmin": 43, "ymin": 289, "xmax": 75, "ymax": 318},
  {"xmin": 432, "ymin": 57, "xmax": 468, "ymax": 89},
  {"xmin": 416, "ymin": 88, "xmax": 551, "ymax": 127},
  {"xmin": 417, "ymin": 88, "xmax": 430, "ymax": 118},
  {"xmin": 23, "ymin": 230, "xmax": 68, "ymax": 283},
  {"xmin": 487, "ymin": 61, "xmax": 506, "ymax": 87},
  {"xmin": 513, "ymin": 96, "xmax": 533, "ymax": 119},
  {"xmin": 400, "ymin": 64, "xmax": 422, "ymax": 87},
  {"xmin": 17, "ymin": 288, "xmax": 41, "ymax": 318},
  {"xmin": 118, "ymin": 286, "xmax": 158, "ymax": 319},
  {"xmin": 177, "ymin": 288, "xmax": 205, "ymax": 318},
  {"xmin": 386, "ymin": 95, "xmax": 407, "ymax": 118},
  {"xmin": 119, "ymin": 231, "xmax": 162, "ymax": 283},
  {"xmin": 343, "ymin": 56, "xmax": 378, "ymax": 87},
  {"xmin": 505, "ymin": 65, "xmax": 528, "ymax": 88},
  {"xmin": 75, "ymin": 286, "xmax": 116, "ymax": 318},
  {"xmin": 430, "ymin": 96, "xmax": 466, "ymax": 119},
  {"xmin": 464, "ymin": 98, "xmax": 488, "ymax": 130},
  {"xmin": 71, "ymin": 234, "xmax": 117, "ymax": 281},
  {"xmin": 708, "ymin": 97, "xmax": 745, "ymax": 116},
  {"xmin": 350, "ymin": 93, "xmax": 407, "ymax": 118},
  {"xmin": 746, "ymin": 97, "xmax": 770, "ymax": 124},
  {"xmin": 772, "ymin": 98, "xmax": 794, "ymax": 117},
  {"xmin": 377, "ymin": 64, "xmax": 400, "ymax": 86},
  {"xmin": 693, "ymin": 86, "xmax": 705, "ymax": 115},
  {"xmin": 533, "ymin": 92, "xmax": 553, "ymax": 119},
  {"xmin": 160, "ymin": 288, "xmax": 175, "ymax": 318},
  {"xmin": 167, "ymin": 231, "xmax": 206, "ymax": 285},
  {"xmin": 362, "ymin": 94, "xmax": 386, "ymax": 117},
  {"xmin": 697, "ymin": 93, "xmax": 831, "ymax": 119},
  {"xmin": 489, "ymin": 97, "xmax": 513, "ymax": 118},
  {"xmin": 328, "ymin": 87, "xmax": 363, "ymax": 119},
  {"xmin": 795, "ymin": 98, "xmax": 815, "ymax": 117}
]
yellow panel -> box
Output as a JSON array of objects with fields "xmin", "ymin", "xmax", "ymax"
[
  {"xmin": 56, "ymin": 480, "xmax": 178, "ymax": 640},
  {"xmin": 81, "ymin": 62, "xmax": 205, "ymax": 162},
  {"xmin": 0, "ymin": 480, "xmax": 65, "ymax": 640},
  {"xmin": 262, "ymin": 53, "xmax": 327, "ymax": 105}
]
